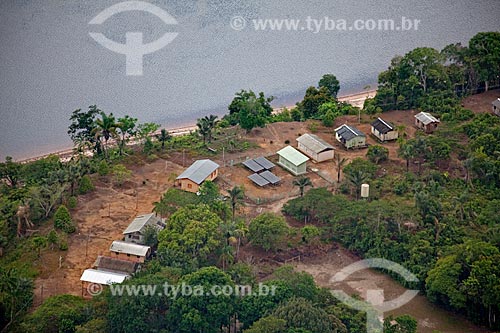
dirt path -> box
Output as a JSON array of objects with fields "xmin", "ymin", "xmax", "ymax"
[{"xmin": 294, "ymin": 247, "xmax": 491, "ymax": 333}]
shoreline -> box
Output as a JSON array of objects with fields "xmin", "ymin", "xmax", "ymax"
[{"xmin": 16, "ymin": 89, "xmax": 377, "ymax": 164}]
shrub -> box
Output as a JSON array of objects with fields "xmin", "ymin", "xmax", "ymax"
[
  {"xmin": 393, "ymin": 180, "xmax": 409, "ymax": 196},
  {"xmin": 97, "ymin": 160, "xmax": 110, "ymax": 176},
  {"xmin": 301, "ymin": 225, "xmax": 321, "ymax": 243},
  {"xmin": 54, "ymin": 205, "xmax": 75, "ymax": 233},
  {"xmin": 367, "ymin": 145, "xmax": 389, "ymax": 164},
  {"xmin": 249, "ymin": 213, "xmax": 289, "ymax": 252},
  {"xmin": 78, "ymin": 175, "xmax": 94, "ymax": 194},
  {"xmin": 67, "ymin": 196, "xmax": 77, "ymax": 209},
  {"xmin": 112, "ymin": 164, "xmax": 132, "ymax": 186}
]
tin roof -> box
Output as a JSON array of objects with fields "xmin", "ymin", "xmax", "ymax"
[
  {"xmin": 335, "ymin": 124, "xmax": 366, "ymax": 141},
  {"xmin": 277, "ymin": 146, "xmax": 309, "ymax": 166},
  {"xmin": 415, "ymin": 112, "xmax": 440, "ymax": 125},
  {"xmin": 296, "ymin": 133, "xmax": 334, "ymax": 153},
  {"xmin": 80, "ymin": 269, "xmax": 129, "ymax": 285},
  {"xmin": 123, "ymin": 213, "xmax": 163, "ymax": 234},
  {"xmin": 110, "ymin": 241, "xmax": 150, "ymax": 257},
  {"xmin": 176, "ymin": 159, "xmax": 219, "ymax": 184},
  {"xmin": 371, "ymin": 117, "xmax": 395, "ymax": 134}
]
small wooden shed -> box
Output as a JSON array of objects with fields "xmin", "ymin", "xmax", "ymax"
[{"xmin": 414, "ymin": 112, "xmax": 440, "ymax": 133}]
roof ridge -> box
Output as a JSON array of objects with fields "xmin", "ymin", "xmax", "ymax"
[{"xmin": 378, "ymin": 117, "xmax": 393, "ymax": 130}]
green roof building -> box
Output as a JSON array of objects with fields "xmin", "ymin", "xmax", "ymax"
[{"xmin": 277, "ymin": 146, "xmax": 309, "ymax": 176}]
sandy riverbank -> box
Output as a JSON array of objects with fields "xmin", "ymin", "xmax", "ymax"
[{"xmin": 16, "ymin": 89, "xmax": 377, "ymax": 163}]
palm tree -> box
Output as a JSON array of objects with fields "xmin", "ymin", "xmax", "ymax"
[
  {"xmin": 398, "ymin": 142, "xmax": 415, "ymax": 173},
  {"xmin": 227, "ymin": 186, "xmax": 244, "ymax": 221},
  {"xmin": 203, "ymin": 114, "xmax": 218, "ymax": 143},
  {"xmin": 152, "ymin": 196, "xmax": 170, "ymax": 218},
  {"xmin": 156, "ymin": 129, "xmax": 171, "ymax": 150},
  {"xmin": 93, "ymin": 112, "xmax": 118, "ymax": 159},
  {"xmin": 346, "ymin": 170, "xmax": 369, "ymax": 199},
  {"xmin": 233, "ymin": 221, "xmax": 248, "ymax": 260},
  {"xmin": 196, "ymin": 118, "xmax": 210, "ymax": 145},
  {"xmin": 335, "ymin": 154, "xmax": 348, "ymax": 182},
  {"xmin": 293, "ymin": 176, "xmax": 313, "ymax": 197}
]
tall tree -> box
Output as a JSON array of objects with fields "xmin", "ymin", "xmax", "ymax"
[
  {"xmin": 318, "ymin": 74, "xmax": 340, "ymax": 98},
  {"xmin": 68, "ymin": 105, "xmax": 101, "ymax": 154},
  {"xmin": 156, "ymin": 129, "xmax": 171, "ymax": 150},
  {"xmin": 468, "ymin": 32, "xmax": 500, "ymax": 92},
  {"xmin": 116, "ymin": 115, "xmax": 137, "ymax": 155},
  {"xmin": 93, "ymin": 112, "xmax": 118, "ymax": 159},
  {"xmin": 335, "ymin": 154, "xmax": 348, "ymax": 182},
  {"xmin": 227, "ymin": 186, "xmax": 244, "ymax": 221},
  {"xmin": 0, "ymin": 157, "xmax": 23, "ymax": 188}
]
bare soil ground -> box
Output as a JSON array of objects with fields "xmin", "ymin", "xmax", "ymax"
[{"xmin": 462, "ymin": 89, "xmax": 500, "ymax": 114}]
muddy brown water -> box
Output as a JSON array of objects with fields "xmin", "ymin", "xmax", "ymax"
[{"xmin": 294, "ymin": 247, "xmax": 492, "ymax": 333}]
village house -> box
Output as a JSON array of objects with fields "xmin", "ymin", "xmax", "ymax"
[
  {"xmin": 492, "ymin": 98, "xmax": 500, "ymax": 116},
  {"xmin": 175, "ymin": 159, "xmax": 219, "ymax": 193},
  {"xmin": 334, "ymin": 124, "xmax": 366, "ymax": 149},
  {"xmin": 277, "ymin": 145, "xmax": 309, "ymax": 176},
  {"xmin": 109, "ymin": 240, "xmax": 151, "ymax": 263},
  {"xmin": 80, "ymin": 268, "xmax": 129, "ymax": 297},
  {"xmin": 414, "ymin": 112, "xmax": 440, "ymax": 133},
  {"xmin": 123, "ymin": 213, "xmax": 165, "ymax": 245},
  {"xmin": 93, "ymin": 255, "xmax": 140, "ymax": 275},
  {"xmin": 371, "ymin": 117, "xmax": 399, "ymax": 142},
  {"xmin": 296, "ymin": 133, "xmax": 335, "ymax": 162}
]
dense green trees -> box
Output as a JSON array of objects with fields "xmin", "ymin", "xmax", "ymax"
[
  {"xmin": 224, "ymin": 90, "xmax": 274, "ymax": 131},
  {"xmin": 157, "ymin": 205, "xmax": 223, "ymax": 269},
  {"xmin": 248, "ymin": 213, "xmax": 289, "ymax": 252}
]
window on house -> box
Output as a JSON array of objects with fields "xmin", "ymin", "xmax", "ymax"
[
  {"xmin": 188, "ymin": 183, "xmax": 192, "ymax": 189},
  {"xmin": 127, "ymin": 254, "xmax": 130, "ymax": 257}
]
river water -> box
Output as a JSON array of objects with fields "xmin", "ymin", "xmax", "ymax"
[{"xmin": 1, "ymin": 0, "xmax": 499, "ymax": 159}]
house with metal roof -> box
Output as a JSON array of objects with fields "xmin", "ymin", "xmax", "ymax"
[
  {"xmin": 175, "ymin": 159, "xmax": 219, "ymax": 193},
  {"xmin": 277, "ymin": 146, "xmax": 309, "ymax": 175},
  {"xmin": 414, "ymin": 112, "xmax": 440, "ymax": 133},
  {"xmin": 80, "ymin": 268, "xmax": 130, "ymax": 297},
  {"xmin": 123, "ymin": 213, "xmax": 165, "ymax": 245},
  {"xmin": 334, "ymin": 124, "xmax": 366, "ymax": 149},
  {"xmin": 371, "ymin": 117, "xmax": 398, "ymax": 142},
  {"xmin": 296, "ymin": 133, "xmax": 335, "ymax": 162},
  {"xmin": 93, "ymin": 256, "xmax": 140, "ymax": 275},
  {"xmin": 110, "ymin": 240, "xmax": 151, "ymax": 263},
  {"xmin": 492, "ymin": 98, "xmax": 500, "ymax": 117}
]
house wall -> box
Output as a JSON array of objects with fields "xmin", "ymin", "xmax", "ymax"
[
  {"xmin": 493, "ymin": 104, "xmax": 500, "ymax": 116},
  {"xmin": 124, "ymin": 232, "xmax": 144, "ymax": 244},
  {"xmin": 176, "ymin": 178, "xmax": 200, "ymax": 193},
  {"xmin": 278, "ymin": 156, "xmax": 307, "ymax": 175},
  {"xmin": 110, "ymin": 251, "xmax": 148, "ymax": 263},
  {"xmin": 175, "ymin": 169, "xmax": 218, "ymax": 193},
  {"xmin": 297, "ymin": 142, "xmax": 318, "ymax": 161},
  {"xmin": 345, "ymin": 136, "xmax": 366, "ymax": 149},
  {"xmin": 415, "ymin": 119, "xmax": 438, "ymax": 133},
  {"xmin": 371, "ymin": 127, "xmax": 398, "ymax": 141},
  {"xmin": 316, "ymin": 150, "xmax": 334, "ymax": 162}
]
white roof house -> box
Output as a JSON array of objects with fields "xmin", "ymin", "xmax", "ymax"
[
  {"xmin": 296, "ymin": 133, "xmax": 335, "ymax": 162},
  {"xmin": 80, "ymin": 269, "xmax": 129, "ymax": 285},
  {"xmin": 110, "ymin": 240, "xmax": 151, "ymax": 257},
  {"xmin": 277, "ymin": 146, "xmax": 309, "ymax": 175}
]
